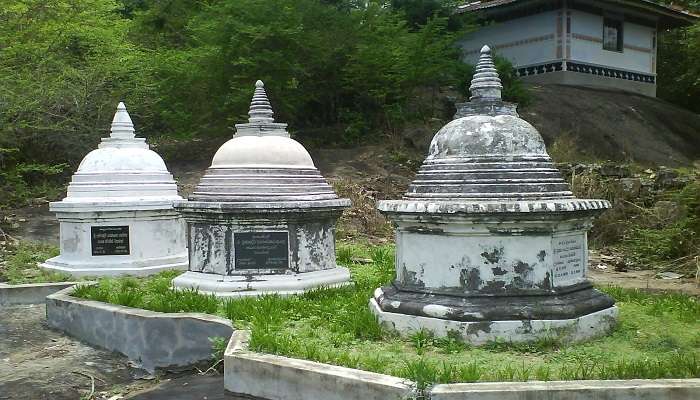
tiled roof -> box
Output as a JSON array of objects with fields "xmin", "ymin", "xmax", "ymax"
[
  {"xmin": 456, "ymin": 0, "xmax": 518, "ymax": 12},
  {"xmin": 456, "ymin": 0, "xmax": 699, "ymax": 24}
]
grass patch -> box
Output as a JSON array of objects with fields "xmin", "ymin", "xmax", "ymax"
[
  {"xmin": 0, "ymin": 241, "xmax": 71, "ymax": 284},
  {"xmin": 73, "ymin": 243, "xmax": 700, "ymax": 384}
]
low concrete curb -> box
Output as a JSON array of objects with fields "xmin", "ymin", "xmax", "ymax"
[
  {"xmin": 224, "ymin": 331, "xmax": 416, "ymax": 400},
  {"xmin": 430, "ymin": 379, "xmax": 700, "ymax": 400},
  {"xmin": 224, "ymin": 330, "xmax": 700, "ymax": 400},
  {"xmin": 46, "ymin": 286, "xmax": 233, "ymax": 373},
  {"xmin": 0, "ymin": 281, "xmax": 80, "ymax": 305}
]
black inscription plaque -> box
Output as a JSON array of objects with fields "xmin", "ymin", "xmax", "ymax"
[
  {"xmin": 91, "ymin": 226, "xmax": 130, "ymax": 256},
  {"xmin": 234, "ymin": 232, "xmax": 289, "ymax": 270}
]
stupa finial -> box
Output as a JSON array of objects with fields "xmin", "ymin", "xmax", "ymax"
[
  {"xmin": 469, "ymin": 45, "xmax": 503, "ymax": 102},
  {"xmin": 248, "ymin": 80, "xmax": 275, "ymax": 123},
  {"xmin": 110, "ymin": 102, "xmax": 136, "ymax": 139}
]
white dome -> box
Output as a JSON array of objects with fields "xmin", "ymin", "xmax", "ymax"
[
  {"xmin": 77, "ymin": 147, "xmax": 169, "ymax": 173},
  {"xmin": 211, "ymin": 135, "xmax": 314, "ymax": 169},
  {"xmin": 57, "ymin": 102, "xmax": 180, "ymax": 204},
  {"xmin": 428, "ymin": 114, "xmax": 547, "ymax": 159}
]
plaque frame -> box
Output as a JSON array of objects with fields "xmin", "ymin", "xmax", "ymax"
[
  {"xmin": 233, "ymin": 231, "xmax": 290, "ymax": 270},
  {"xmin": 91, "ymin": 225, "xmax": 130, "ymax": 256}
]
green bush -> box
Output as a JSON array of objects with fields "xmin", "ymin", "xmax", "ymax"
[{"xmin": 0, "ymin": 147, "xmax": 68, "ymax": 208}]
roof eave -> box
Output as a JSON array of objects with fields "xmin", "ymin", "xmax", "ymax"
[{"xmin": 456, "ymin": 0, "xmax": 699, "ymax": 29}]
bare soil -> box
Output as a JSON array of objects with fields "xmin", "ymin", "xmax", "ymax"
[
  {"xmin": 520, "ymin": 84, "xmax": 700, "ymax": 166},
  {"xmin": 588, "ymin": 250, "xmax": 700, "ymax": 296},
  {"xmin": 0, "ymin": 305, "xmax": 154, "ymax": 400}
]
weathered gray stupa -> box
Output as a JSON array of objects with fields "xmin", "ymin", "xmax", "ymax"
[
  {"xmin": 370, "ymin": 46, "xmax": 617, "ymax": 344},
  {"xmin": 172, "ymin": 81, "xmax": 351, "ymax": 296},
  {"xmin": 41, "ymin": 103, "xmax": 187, "ymax": 276}
]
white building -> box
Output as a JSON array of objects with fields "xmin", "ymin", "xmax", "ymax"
[{"xmin": 457, "ymin": 0, "xmax": 698, "ymax": 96}]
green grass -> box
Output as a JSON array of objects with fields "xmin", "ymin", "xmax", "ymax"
[
  {"xmin": 72, "ymin": 243, "xmax": 700, "ymax": 385},
  {"xmin": 0, "ymin": 241, "xmax": 71, "ymax": 284}
]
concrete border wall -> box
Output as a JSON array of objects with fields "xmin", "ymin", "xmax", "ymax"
[
  {"xmin": 224, "ymin": 330, "xmax": 700, "ymax": 400},
  {"xmin": 0, "ymin": 282, "xmax": 79, "ymax": 305},
  {"xmin": 224, "ymin": 331, "xmax": 417, "ymax": 400},
  {"xmin": 46, "ymin": 286, "xmax": 233, "ymax": 373},
  {"xmin": 430, "ymin": 380, "xmax": 700, "ymax": 400}
]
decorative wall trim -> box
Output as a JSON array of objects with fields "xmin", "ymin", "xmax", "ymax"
[
  {"xmin": 516, "ymin": 61, "xmax": 566, "ymax": 77},
  {"xmin": 572, "ymin": 33, "xmax": 603, "ymax": 43},
  {"xmin": 515, "ymin": 61, "xmax": 656, "ymax": 84},
  {"xmin": 571, "ymin": 33, "xmax": 652, "ymax": 53},
  {"xmin": 624, "ymin": 44, "xmax": 652, "ymax": 53},
  {"xmin": 464, "ymin": 34, "xmax": 556, "ymax": 56},
  {"xmin": 566, "ymin": 62, "xmax": 656, "ymax": 83}
]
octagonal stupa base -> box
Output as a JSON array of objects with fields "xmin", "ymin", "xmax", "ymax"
[
  {"xmin": 39, "ymin": 252, "xmax": 187, "ymax": 277},
  {"xmin": 172, "ymin": 267, "xmax": 351, "ymax": 297},
  {"xmin": 40, "ymin": 253, "xmax": 188, "ymax": 277},
  {"xmin": 369, "ymin": 288, "xmax": 618, "ymax": 345}
]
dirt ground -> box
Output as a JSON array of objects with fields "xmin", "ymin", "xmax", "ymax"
[
  {"xmin": 588, "ymin": 250, "xmax": 700, "ymax": 296},
  {"xmin": 0, "ymin": 305, "xmax": 252, "ymax": 400},
  {"xmin": 0, "ymin": 305, "xmax": 155, "ymax": 400}
]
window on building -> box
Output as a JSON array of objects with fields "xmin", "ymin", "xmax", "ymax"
[{"xmin": 603, "ymin": 18, "xmax": 623, "ymax": 52}]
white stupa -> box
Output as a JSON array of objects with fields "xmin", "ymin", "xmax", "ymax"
[{"xmin": 41, "ymin": 102, "xmax": 188, "ymax": 276}]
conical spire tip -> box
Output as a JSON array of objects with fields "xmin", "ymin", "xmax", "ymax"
[
  {"xmin": 469, "ymin": 44, "xmax": 503, "ymax": 102},
  {"xmin": 110, "ymin": 101, "xmax": 135, "ymax": 139},
  {"xmin": 247, "ymin": 80, "xmax": 275, "ymax": 124}
]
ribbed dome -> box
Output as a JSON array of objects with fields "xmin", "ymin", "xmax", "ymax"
[
  {"xmin": 189, "ymin": 81, "xmax": 343, "ymax": 203},
  {"xmin": 61, "ymin": 103, "xmax": 180, "ymax": 201},
  {"xmin": 404, "ymin": 46, "xmax": 573, "ymax": 201}
]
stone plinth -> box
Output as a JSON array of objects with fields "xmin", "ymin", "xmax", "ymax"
[
  {"xmin": 370, "ymin": 46, "xmax": 616, "ymax": 344},
  {"xmin": 41, "ymin": 103, "xmax": 187, "ymax": 277},
  {"xmin": 172, "ymin": 81, "xmax": 351, "ymax": 296}
]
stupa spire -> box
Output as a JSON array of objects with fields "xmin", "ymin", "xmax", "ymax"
[
  {"xmin": 248, "ymin": 80, "xmax": 275, "ymax": 123},
  {"xmin": 469, "ymin": 45, "xmax": 503, "ymax": 102},
  {"xmin": 110, "ymin": 102, "xmax": 135, "ymax": 139}
]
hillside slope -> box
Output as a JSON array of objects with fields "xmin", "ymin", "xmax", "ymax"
[{"xmin": 518, "ymin": 84, "xmax": 700, "ymax": 166}]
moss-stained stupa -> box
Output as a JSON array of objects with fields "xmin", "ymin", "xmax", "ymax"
[
  {"xmin": 172, "ymin": 81, "xmax": 351, "ymax": 296},
  {"xmin": 41, "ymin": 103, "xmax": 187, "ymax": 276},
  {"xmin": 370, "ymin": 46, "xmax": 617, "ymax": 344}
]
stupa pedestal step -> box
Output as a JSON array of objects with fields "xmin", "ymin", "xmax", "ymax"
[
  {"xmin": 173, "ymin": 267, "xmax": 351, "ymax": 297},
  {"xmin": 370, "ymin": 298, "xmax": 618, "ymax": 345}
]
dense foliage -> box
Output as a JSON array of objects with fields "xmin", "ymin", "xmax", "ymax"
[
  {"xmin": 0, "ymin": 0, "xmax": 479, "ymax": 208},
  {"xmin": 655, "ymin": 0, "xmax": 700, "ymax": 113},
  {"xmin": 1, "ymin": 0, "xmax": 698, "ymax": 210}
]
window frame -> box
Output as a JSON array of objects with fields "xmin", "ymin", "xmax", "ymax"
[{"xmin": 602, "ymin": 16, "xmax": 624, "ymax": 53}]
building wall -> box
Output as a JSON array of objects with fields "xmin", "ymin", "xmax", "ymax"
[
  {"xmin": 459, "ymin": 11, "xmax": 558, "ymax": 66},
  {"xmin": 569, "ymin": 9, "xmax": 655, "ymax": 74},
  {"xmin": 522, "ymin": 70, "xmax": 656, "ymax": 97}
]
